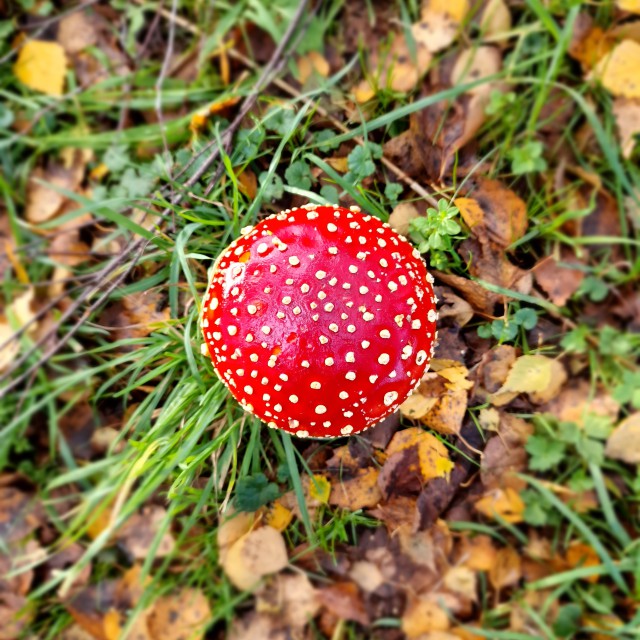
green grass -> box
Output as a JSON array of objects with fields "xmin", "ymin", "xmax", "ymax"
[{"xmin": 2, "ymin": 0, "xmax": 640, "ymax": 637}]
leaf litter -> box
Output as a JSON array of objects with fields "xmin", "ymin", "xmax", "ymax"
[{"xmin": 4, "ymin": 0, "xmax": 640, "ymax": 637}]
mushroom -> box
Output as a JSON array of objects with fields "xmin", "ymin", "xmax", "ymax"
[{"xmin": 201, "ymin": 204, "xmax": 437, "ymax": 438}]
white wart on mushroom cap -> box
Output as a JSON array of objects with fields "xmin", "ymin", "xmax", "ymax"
[{"xmin": 201, "ymin": 204, "xmax": 437, "ymax": 438}]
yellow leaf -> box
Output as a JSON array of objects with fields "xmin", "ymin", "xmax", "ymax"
[
  {"xmin": 308, "ymin": 475, "xmax": 331, "ymax": 504},
  {"xmin": 489, "ymin": 546, "xmax": 522, "ymax": 590},
  {"xmin": 455, "ymin": 197, "xmax": 485, "ymax": 233},
  {"xmin": 14, "ymin": 40, "xmax": 67, "ymax": 96},
  {"xmin": 264, "ymin": 501, "xmax": 293, "ymax": 532},
  {"xmin": 617, "ymin": 0, "xmax": 640, "ymax": 13},
  {"xmin": 297, "ymin": 50, "xmax": 330, "ymax": 83},
  {"xmin": 430, "ymin": 359, "xmax": 474, "ymax": 391},
  {"xmin": 605, "ymin": 412, "xmax": 640, "ymax": 464},
  {"xmin": 389, "ymin": 202, "xmax": 420, "ymax": 236},
  {"xmin": 494, "ymin": 355, "xmax": 553, "ymax": 395},
  {"xmin": 400, "ymin": 393, "xmax": 438, "ymax": 420},
  {"xmin": 330, "ymin": 468, "xmax": 382, "ymax": 510},
  {"xmin": 444, "ymin": 566, "xmax": 477, "ymax": 601},
  {"xmin": 479, "ymin": 0, "xmax": 512, "ymax": 39},
  {"xmin": 593, "ymin": 40, "xmax": 640, "ymax": 99},
  {"xmin": 402, "ymin": 597, "xmax": 450, "ymax": 637},
  {"xmin": 147, "ymin": 588, "xmax": 211, "ymax": 640},
  {"xmin": 475, "ymin": 487, "xmax": 524, "ymax": 523},
  {"xmin": 386, "ymin": 427, "xmax": 455, "ymax": 480},
  {"xmin": 0, "ymin": 289, "xmax": 36, "ymax": 372},
  {"xmin": 414, "ymin": 0, "xmax": 470, "ymax": 53}
]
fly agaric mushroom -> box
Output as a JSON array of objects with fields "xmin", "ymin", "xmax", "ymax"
[{"xmin": 201, "ymin": 204, "xmax": 437, "ymax": 438}]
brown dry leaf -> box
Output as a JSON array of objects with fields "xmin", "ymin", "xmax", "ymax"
[
  {"xmin": 593, "ymin": 40, "xmax": 640, "ymax": 98},
  {"xmin": 490, "ymin": 355, "xmax": 566, "ymax": 406},
  {"xmin": 329, "ymin": 467, "xmax": 382, "ymax": 510},
  {"xmin": 489, "ymin": 547, "xmax": 521, "ymax": 590},
  {"xmin": 437, "ymin": 290, "xmax": 474, "ymax": 327},
  {"xmin": 100, "ymin": 290, "xmax": 170, "ymax": 342},
  {"xmin": 57, "ymin": 11, "xmax": 99, "ymax": 54},
  {"xmin": 389, "ymin": 202, "xmax": 420, "ymax": 237},
  {"xmin": 479, "ymin": 0, "xmax": 512, "ymax": 40},
  {"xmin": 229, "ymin": 612, "xmax": 289, "ymax": 640},
  {"xmin": 613, "ymin": 98, "xmax": 640, "ymax": 158},
  {"xmin": 116, "ymin": 506, "xmax": 175, "ymax": 560},
  {"xmin": 297, "ymin": 50, "xmax": 330, "ymax": 84},
  {"xmin": 433, "ymin": 271, "xmax": 498, "ymax": 314},
  {"xmin": 481, "ymin": 435, "xmax": 527, "ymax": 491},
  {"xmin": 569, "ymin": 14, "xmax": 614, "ymax": 71},
  {"xmin": 444, "ymin": 566, "xmax": 477, "ymax": 602},
  {"xmin": 402, "ymin": 597, "xmax": 450, "ymax": 638},
  {"xmin": 564, "ymin": 542, "xmax": 600, "ymax": 584},
  {"xmin": 474, "ymin": 487, "xmax": 524, "ymax": 523},
  {"xmin": 26, "ymin": 164, "xmax": 82, "ymax": 225},
  {"xmin": 316, "ymin": 582, "xmax": 369, "ymax": 625},
  {"xmin": 221, "ymin": 525, "xmax": 288, "ymax": 591},
  {"xmin": 0, "ymin": 288, "xmax": 36, "ymax": 373},
  {"xmin": 368, "ymin": 495, "xmax": 419, "ymax": 531},
  {"xmin": 386, "ymin": 427, "xmax": 455, "ymax": 481},
  {"xmin": 147, "ymin": 588, "xmax": 211, "ymax": 640},
  {"xmin": 256, "ymin": 573, "xmax": 320, "ymax": 630},
  {"xmin": 14, "ymin": 40, "xmax": 67, "ymax": 96},
  {"xmin": 236, "ymin": 168, "xmax": 257, "ymax": 200},
  {"xmin": 543, "ymin": 380, "xmax": 619, "ymax": 426},
  {"xmin": 0, "ymin": 592, "xmax": 33, "ymax": 640},
  {"xmin": 456, "ymin": 179, "xmax": 528, "ymax": 247},
  {"xmin": 532, "ymin": 252, "xmax": 585, "ymax": 306},
  {"xmin": 415, "ymin": 0, "xmax": 469, "ymax": 53},
  {"xmin": 60, "ymin": 624, "xmax": 96, "ymax": 640},
  {"xmin": 605, "ymin": 412, "xmax": 640, "ymax": 464}
]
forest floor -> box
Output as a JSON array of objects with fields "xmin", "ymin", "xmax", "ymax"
[{"xmin": 2, "ymin": 0, "xmax": 640, "ymax": 638}]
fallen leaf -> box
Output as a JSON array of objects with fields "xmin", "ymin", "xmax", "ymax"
[
  {"xmin": 329, "ymin": 467, "xmax": 382, "ymax": 510},
  {"xmin": 99, "ymin": 290, "xmax": 170, "ymax": 342},
  {"xmin": 532, "ymin": 251, "xmax": 585, "ymax": 306},
  {"xmin": 57, "ymin": 11, "xmax": 99, "ymax": 54},
  {"xmin": 437, "ymin": 289, "xmax": 474, "ymax": 327},
  {"xmin": 476, "ymin": 345, "xmax": 517, "ymax": 394},
  {"xmin": 479, "ymin": 0, "xmax": 512, "ymax": 40},
  {"xmin": 456, "ymin": 179, "xmax": 528, "ymax": 247},
  {"xmin": 414, "ymin": 0, "xmax": 469, "ymax": 53},
  {"xmin": 386, "ymin": 427, "xmax": 455, "ymax": 482},
  {"xmin": 433, "ymin": 271, "xmax": 498, "ymax": 313},
  {"xmin": 256, "ymin": 573, "xmax": 320, "ymax": 629},
  {"xmin": 618, "ymin": 0, "xmax": 640, "ymax": 12},
  {"xmin": 402, "ymin": 597, "xmax": 450, "ymax": 637},
  {"xmin": 263, "ymin": 501, "xmax": 293, "ymax": 532},
  {"xmin": 217, "ymin": 509, "xmax": 255, "ymax": 566},
  {"xmin": 221, "ymin": 525, "xmax": 288, "ymax": 590},
  {"xmin": 0, "ymin": 289, "xmax": 36, "ymax": 373},
  {"xmin": 543, "ymin": 380, "xmax": 619, "ymax": 426},
  {"xmin": 297, "ymin": 50, "xmax": 330, "ymax": 84},
  {"xmin": 605, "ymin": 412, "xmax": 640, "ymax": 464},
  {"xmin": 116, "ymin": 505, "xmax": 175, "ymax": 560},
  {"xmin": 0, "ymin": 592, "xmax": 33, "ymax": 640},
  {"xmin": 25, "ymin": 156, "xmax": 85, "ymax": 225},
  {"xmin": 490, "ymin": 355, "xmax": 566, "ymax": 405},
  {"xmin": 422, "ymin": 388, "xmax": 468, "ymax": 435},
  {"xmin": 229, "ymin": 612, "xmax": 289, "ymax": 640},
  {"xmin": 564, "ymin": 541, "xmax": 600, "ymax": 583},
  {"xmin": 613, "ymin": 98, "xmax": 640, "ymax": 158},
  {"xmin": 349, "ymin": 561, "xmax": 385, "ymax": 592},
  {"xmin": 569, "ymin": 14, "xmax": 613, "ymax": 71},
  {"xmin": 593, "ymin": 40, "xmax": 640, "ymax": 98},
  {"xmin": 444, "ymin": 566, "xmax": 477, "ymax": 601},
  {"xmin": 451, "ymin": 46, "xmax": 501, "ymax": 96},
  {"xmin": 316, "ymin": 582, "xmax": 369, "ymax": 625},
  {"xmin": 147, "ymin": 588, "xmax": 211, "ymax": 640},
  {"xmin": 389, "ymin": 202, "xmax": 421, "ymax": 237},
  {"xmin": 430, "ymin": 359, "xmax": 474, "ymax": 392},
  {"xmin": 457, "ymin": 534, "xmax": 497, "ymax": 571},
  {"xmin": 400, "ymin": 393, "xmax": 439, "ymax": 420},
  {"xmin": 14, "ymin": 40, "xmax": 67, "ymax": 96},
  {"xmin": 475, "ymin": 487, "xmax": 524, "ymax": 523},
  {"xmin": 489, "ymin": 546, "xmax": 521, "ymax": 590}
]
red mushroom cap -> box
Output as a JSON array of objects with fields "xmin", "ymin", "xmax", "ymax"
[{"xmin": 201, "ymin": 204, "xmax": 437, "ymax": 438}]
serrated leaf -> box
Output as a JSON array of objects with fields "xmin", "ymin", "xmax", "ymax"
[
  {"xmin": 234, "ymin": 473, "xmax": 280, "ymax": 512},
  {"xmin": 525, "ymin": 434, "xmax": 566, "ymax": 471}
]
